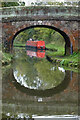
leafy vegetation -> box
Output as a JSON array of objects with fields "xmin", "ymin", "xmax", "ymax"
[
  {"xmin": 2, "ymin": 52, "xmax": 13, "ymax": 65},
  {"xmin": 1, "ymin": 2, "xmax": 25, "ymax": 7},
  {"xmin": 46, "ymin": 44, "xmax": 65, "ymax": 56},
  {"xmin": 47, "ymin": 51, "xmax": 80, "ymax": 68},
  {"xmin": 31, "ymin": 1, "xmax": 78, "ymax": 6},
  {"xmin": 14, "ymin": 27, "xmax": 65, "ymax": 55}
]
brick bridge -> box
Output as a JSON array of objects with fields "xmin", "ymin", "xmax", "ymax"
[{"xmin": 1, "ymin": 6, "xmax": 79, "ymax": 55}]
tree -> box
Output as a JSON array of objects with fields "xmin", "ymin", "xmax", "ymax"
[
  {"xmin": 31, "ymin": 2, "xmax": 34, "ymax": 5},
  {"xmin": 1, "ymin": 1, "xmax": 25, "ymax": 7}
]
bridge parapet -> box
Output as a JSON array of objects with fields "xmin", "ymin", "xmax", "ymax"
[{"xmin": 0, "ymin": 6, "xmax": 79, "ymax": 22}]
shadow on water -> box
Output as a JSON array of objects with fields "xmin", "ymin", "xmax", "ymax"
[
  {"xmin": 46, "ymin": 55, "xmax": 53, "ymax": 63},
  {"xmin": 12, "ymin": 70, "xmax": 70, "ymax": 97},
  {"xmin": 14, "ymin": 45, "xmax": 57, "ymax": 52}
]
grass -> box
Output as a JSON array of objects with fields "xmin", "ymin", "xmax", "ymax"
[
  {"xmin": 46, "ymin": 43, "xmax": 65, "ymax": 56},
  {"xmin": 46, "ymin": 43, "xmax": 80, "ymax": 68},
  {"xmin": 14, "ymin": 43, "xmax": 26, "ymax": 47},
  {"xmin": 50, "ymin": 51, "xmax": 80, "ymax": 68},
  {"xmin": 2, "ymin": 52, "xmax": 13, "ymax": 65}
]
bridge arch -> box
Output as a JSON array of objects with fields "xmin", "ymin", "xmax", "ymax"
[
  {"xmin": 12, "ymin": 25, "xmax": 71, "ymax": 55},
  {"xmin": 2, "ymin": 6, "xmax": 79, "ymax": 54}
]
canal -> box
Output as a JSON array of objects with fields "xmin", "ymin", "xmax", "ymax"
[{"xmin": 2, "ymin": 47, "xmax": 78, "ymax": 119}]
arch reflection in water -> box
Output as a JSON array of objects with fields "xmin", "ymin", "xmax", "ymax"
[
  {"xmin": 13, "ymin": 66, "xmax": 65, "ymax": 90},
  {"xmin": 13, "ymin": 54, "xmax": 65, "ymax": 90},
  {"xmin": 12, "ymin": 49, "xmax": 70, "ymax": 97},
  {"xmin": 13, "ymin": 70, "xmax": 70, "ymax": 97}
]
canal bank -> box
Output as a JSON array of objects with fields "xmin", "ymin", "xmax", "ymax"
[
  {"xmin": 2, "ymin": 52, "xmax": 13, "ymax": 66},
  {"xmin": 2, "ymin": 51, "xmax": 80, "ymax": 71}
]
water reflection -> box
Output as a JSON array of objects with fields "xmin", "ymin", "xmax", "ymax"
[
  {"xmin": 11, "ymin": 48, "xmax": 72, "ymax": 97},
  {"xmin": 26, "ymin": 48, "xmax": 45, "ymax": 58},
  {"xmin": 13, "ymin": 66, "xmax": 65, "ymax": 90},
  {"xmin": 2, "ymin": 48, "xmax": 78, "ymax": 118},
  {"xmin": 12, "ymin": 70, "xmax": 70, "ymax": 97},
  {"xmin": 13, "ymin": 48, "xmax": 65, "ymax": 90}
]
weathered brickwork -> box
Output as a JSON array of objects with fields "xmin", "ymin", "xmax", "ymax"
[{"xmin": 1, "ymin": 6, "xmax": 79, "ymax": 54}]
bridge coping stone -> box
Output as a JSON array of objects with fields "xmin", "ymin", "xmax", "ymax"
[{"xmin": 0, "ymin": 6, "xmax": 79, "ymax": 22}]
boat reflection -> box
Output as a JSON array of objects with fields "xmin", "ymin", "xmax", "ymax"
[{"xmin": 26, "ymin": 48, "xmax": 45, "ymax": 58}]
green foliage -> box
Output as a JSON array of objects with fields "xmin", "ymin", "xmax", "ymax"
[
  {"xmin": 2, "ymin": 52, "xmax": 13, "ymax": 65},
  {"xmin": 3, "ymin": 53, "xmax": 13, "ymax": 61},
  {"xmin": 14, "ymin": 28, "xmax": 35, "ymax": 44},
  {"xmin": 52, "ymin": 32, "xmax": 65, "ymax": 45},
  {"xmin": 46, "ymin": 43, "xmax": 65, "ymax": 56},
  {"xmin": 47, "ymin": 2, "xmax": 53, "ymax": 5},
  {"xmin": 31, "ymin": 2, "xmax": 34, "ymax": 5},
  {"xmin": 49, "ymin": 51, "xmax": 80, "ymax": 68},
  {"xmin": 14, "ymin": 27, "xmax": 64, "ymax": 45},
  {"xmin": 60, "ymin": 60, "xmax": 65, "ymax": 65},
  {"xmin": 2, "ymin": 2, "xmax": 19, "ymax": 7},
  {"xmin": 60, "ymin": 60, "xmax": 69, "ymax": 66},
  {"xmin": 14, "ymin": 43, "xmax": 25, "ymax": 47},
  {"xmin": 47, "ymin": 2, "xmax": 78, "ymax": 6},
  {"xmin": 19, "ymin": 2, "xmax": 25, "ymax": 6},
  {"xmin": 14, "ymin": 27, "xmax": 65, "ymax": 56},
  {"xmin": 1, "ymin": 2, "xmax": 25, "ymax": 7}
]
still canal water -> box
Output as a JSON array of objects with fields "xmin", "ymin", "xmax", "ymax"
[{"xmin": 2, "ymin": 48, "xmax": 78, "ymax": 119}]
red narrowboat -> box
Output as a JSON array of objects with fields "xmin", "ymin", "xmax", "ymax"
[{"xmin": 26, "ymin": 40, "xmax": 45, "ymax": 49}]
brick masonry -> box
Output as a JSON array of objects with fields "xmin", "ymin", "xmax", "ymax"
[{"xmin": 1, "ymin": 6, "xmax": 80, "ymax": 54}]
